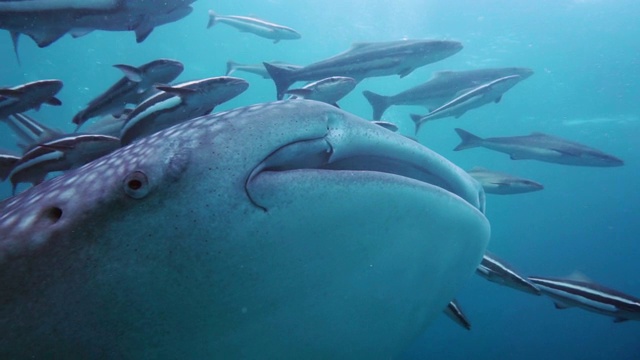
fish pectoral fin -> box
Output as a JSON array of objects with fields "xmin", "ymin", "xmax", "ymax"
[
  {"xmin": 113, "ymin": 64, "xmax": 143, "ymax": 83},
  {"xmin": 135, "ymin": 25, "xmax": 154, "ymax": 43},
  {"xmin": 613, "ymin": 317, "xmax": 629, "ymax": 323},
  {"xmin": 454, "ymin": 111, "xmax": 467, "ymax": 119},
  {"xmin": 494, "ymin": 95, "xmax": 502, "ymax": 103},
  {"xmin": 553, "ymin": 302, "xmax": 571, "ymax": 310},
  {"xmin": 46, "ymin": 97, "xmax": 63, "ymax": 106},
  {"xmin": 70, "ymin": 28, "xmax": 94, "ymax": 38},
  {"xmin": 24, "ymin": 28, "xmax": 69, "ymax": 48},
  {"xmin": 398, "ymin": 67, "xmax": 415, "ymax": 78}
]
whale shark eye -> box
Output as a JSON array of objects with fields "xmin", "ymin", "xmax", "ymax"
[{"xmin": 123, "ymin": 171, "xmax": 150, "ymax": 199}]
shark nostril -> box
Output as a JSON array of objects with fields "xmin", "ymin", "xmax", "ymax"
[
  {"xmin": 124, "ymin": 171, "xmax": 150, "ymax": 199},
  {"xmin": 44, "ymin": 207, "xmax": 63, "ymax": 224}
]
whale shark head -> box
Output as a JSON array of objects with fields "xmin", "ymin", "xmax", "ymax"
[{"xmin": 0, "ymin": 100, "xmax": 489, "ymax": 358}]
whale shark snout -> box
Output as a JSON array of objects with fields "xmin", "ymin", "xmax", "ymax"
[{"xmin": 0, "ymin": 100, "xmax": 489, "ymax": 358}]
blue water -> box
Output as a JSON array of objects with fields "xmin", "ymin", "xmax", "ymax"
[{"xmin": 1, "ymin": 0, "xmax": 639, "ymax": 358}]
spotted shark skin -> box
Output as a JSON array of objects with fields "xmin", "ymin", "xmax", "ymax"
[{"xmin": 0, "ymin": 100, "xmax": 489, "ymax": 358}]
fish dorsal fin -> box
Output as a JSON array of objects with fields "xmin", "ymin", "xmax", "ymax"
[
  {"xmin": 565, "ymin": 271, "xmax": 593, "ymax": 283},
  {"xmin": 156, "ymin": 84, "xmax": 197, "ymax": 97},
  {"xmin": 114, "ymin": 64, "xmax": 143, "ymax": 82},
  {"xmin": 529, "ymin": 132, "xmax": 548, "ymax": 137},
  {"xmin": 24, "ymin": 28, "xmax": 68, "ymax": 48}
]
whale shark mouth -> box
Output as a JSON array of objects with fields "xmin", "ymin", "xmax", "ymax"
[{"xmin": 246, "ymin": 127, "xmax": 485, "ymax": 214}]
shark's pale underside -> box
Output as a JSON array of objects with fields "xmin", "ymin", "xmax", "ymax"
[{"xmin": 0, "ymin": 100, "xmax": 489, "ymax": 358}]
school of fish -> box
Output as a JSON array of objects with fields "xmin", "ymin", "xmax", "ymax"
[{"xmin": 0, "ymin": 0, "xmax": 636, "ymax": 358}]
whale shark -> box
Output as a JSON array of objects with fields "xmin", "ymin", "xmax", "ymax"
[{"xmin": 0, "ymin": 100, "xmax": 489, "ymax": 358}]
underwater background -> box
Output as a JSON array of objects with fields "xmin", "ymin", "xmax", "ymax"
[{"xmin": 1, "ymin": 0, "xmax": 638, "ymax": 358}]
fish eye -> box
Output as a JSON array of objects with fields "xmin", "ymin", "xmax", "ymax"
[{"xmin": 123, "ymin": 171, "xmax": 150, "ymax": 199}]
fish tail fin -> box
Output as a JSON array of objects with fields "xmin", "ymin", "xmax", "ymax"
[
  {"xmin": 362, "ymin": 90, "xmax": 390, "ymax": 120},
  {"xmin": 454, "ymin": 128, "xmax": 482, "ymax": 151},
  {"xmin": 207, "ymin": 10, "xmax": 218, "ymax": 28},
  {"xmin": 226, "ymin": 60, "xmax": 239, "ymax": 76},
  {"xmin": 263, "ymin": 62, "xmax": 295, "ymax": 100},
  {"xmin": 409, "ymin": 114, "xmax": 427, "ymax": 134}
]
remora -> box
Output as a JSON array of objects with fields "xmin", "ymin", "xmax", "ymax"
[
  {"xmin": 453, "ymin": 128, "xmax": 624, "ymax": 167},
  {"xmin": 264, "ymin": 39, "xmax": 463, "ymax": 100},
  {"xmin": 467, "ymin": 167, "xmax": 544, "ymax": 195},
  {"xmin": 363, "ymin": 67, "xmax": 534, "ymax": 120},
  {"xmin": 0, "ymin": 0, "xmax": 195, "ymax": 61},
  {"xmin": 476, "ymin": 251, "xmax": 541, "ymax": 295},
  {"xmin": 529, "ymin": 275, "xmax": 640, "ymax": 322},
  {"xmin": 72, "ymin": 59, "xmax": 184, "ymax": 128}
]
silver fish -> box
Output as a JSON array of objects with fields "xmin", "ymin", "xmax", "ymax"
[
  {"xmin": 529, "ymin": 275, "xmax": 640, "ymax": 322},
  {"xmin": 454, "ymin": 128, "xmax": 624, "ymax": 167},
  {"xmin": 410, "ymin": 75, "xmax": 525, "ymax": 133},
  {"xmin": 0, "ymin": 100, "xmax": 489, "ymax": 358},
  {"xmin": 0, "ymin": 0, "xmax": 196, "ymax": 61},
  {"xmin": 226, "ymin": 60, "xmax": 302, "ymax": 79},
  {"xmin": 285, "ymin": 76, "xmax": 356, "ymax": 107},
  {"xmin": 8, "ymin": 134, "xmax": 121, "ymax": 193},
  {"xmin": 363, "ymin": 67, "xmax": 534, "ymax": 120},
  {"xmin": 72, "ymin": 59, "xmax": 184, "ymax": 127},
  {"xmin": 0, "ymin": 79, "xmax": 62, "ymax": 119},
  {"xmin": 207, "ymin": 10, "xmax": 301, "ymax": 43},
  {"xmin": 265, "ymin": 39, "xmax": 463, "ymax": 100},
  {"xmin": 467, "ymin": 167, "xmax": 544, "ymax": 195},
  {"xmin": 476, "ymin": 251, "xmax": 541, "ymax": 296},
  {"xmin": 120, "ymin": 76, "xmax": 249, "ymax": 145}
]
